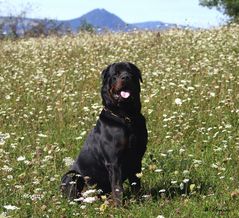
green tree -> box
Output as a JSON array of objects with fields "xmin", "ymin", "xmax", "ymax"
[
  {"xmin": 25, "ymin": 19, "xmax": 68, "ymax": 37},
  {"xmin": 78, "ymin": 20, "xmax": 95, "ymax": 33},
  {"xmin": 199, "ymin": 0, "xmax": 239, "ymax": 21}
]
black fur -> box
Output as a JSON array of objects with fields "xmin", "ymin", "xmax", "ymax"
[{"xmin": 61, "ymin": 62, "xmax": 148, "ymax": 206}]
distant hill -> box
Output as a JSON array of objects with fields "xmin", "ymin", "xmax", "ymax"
[
  {"xmin": 65, "ymin": 9, "xmax": 135, "ymax": 31},
  {"xmin": 0, "ymin": 8, "xmax": 185, "ymax": 36},
  {"xmin": 63, "ymin": 9, "xmax": 180, "ymax": 31},
  {"xmin": 134, "ymin": 21, "xmax": 180, "ymax": 30}
]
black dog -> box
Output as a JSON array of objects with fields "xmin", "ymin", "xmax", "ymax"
[{"xmin": 61, "ymin": 62, "xmax": 148, "ymax": 206}]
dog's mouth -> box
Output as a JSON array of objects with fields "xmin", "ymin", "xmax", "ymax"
[
  {"xmin": 112, "ymin": 89, "xmax": 131, "ymax": 101},
  {"xmin": 109, "ymin": 78, "xmax": 133, "ymax": 103},
  {"xmin": 120, "ymin": 90, "xmax": 130, "ymax": 99}
]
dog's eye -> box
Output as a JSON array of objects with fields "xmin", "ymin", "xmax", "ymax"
[{"xmin": 112, "ymin": 76, "xmax": 117, "ymax": 83}]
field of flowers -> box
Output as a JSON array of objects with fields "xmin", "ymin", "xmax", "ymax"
[{"xmin": 0, "ymin": 24, "xmax": 239, "ymax": 217}]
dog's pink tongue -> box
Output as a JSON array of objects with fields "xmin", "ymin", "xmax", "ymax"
[{"xmin": 120, "ymin": 91, "xmax": 130, "ymax": 99}]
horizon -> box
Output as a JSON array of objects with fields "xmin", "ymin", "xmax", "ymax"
[{"xmin": 0, "ymin": 0, "xmax": 228, "ymax": 28}]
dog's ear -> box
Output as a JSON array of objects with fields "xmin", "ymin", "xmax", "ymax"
[
  {"xmin": 101, "ymin": 64, "xmax": 112, "ymax": 83},
  {"xmin": 101, "ymin": 69, "xmax": 108, "ymax": 82},
  {"xmin": 101, "ymin": 67, "xmax": 109, "ymax": 83},
  {"xmin": 128, "ymin": 62, "xmax": 143, "ymax": 83}
]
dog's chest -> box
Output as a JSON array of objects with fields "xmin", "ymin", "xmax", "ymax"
[{"xmin": 96, "ymin": 113, "xmax": 146, "ymax": 152}]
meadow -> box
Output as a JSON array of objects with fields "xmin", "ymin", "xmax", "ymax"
[{"xmin": 0, "ymin": 24, "xmax": 239, "ymax": 217}]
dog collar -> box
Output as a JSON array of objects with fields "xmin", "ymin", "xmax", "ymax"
[{"xmin": 102, "ymin": 107, "xmax": 132, "ymax": 124}]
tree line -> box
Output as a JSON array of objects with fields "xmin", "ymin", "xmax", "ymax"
[
  {"xmin": 0, "ymin": 17, "xmax": 95, "ymax": 39},
  {"xmin": 200, "ymin": 0, "xmax": 239, "ymax": 22},
  {"xmin": 0, "ymin": 17, "xmax": 68, "ymax": 39},
  {"xmin": 1, "ymin": 0, "xmax": 239, "ymax": 39},
  {"xmin": 0, "ymin": 2, "xmax": 95, "ymax": 39}
]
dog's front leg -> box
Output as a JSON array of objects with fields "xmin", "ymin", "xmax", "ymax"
[
  {"xmin": 106, "ymin": 163, "xmax": 123, "ymax": 206},
  {"xmin": 129, "ymin": 162, "xmax": 142, "ymax": 194}
]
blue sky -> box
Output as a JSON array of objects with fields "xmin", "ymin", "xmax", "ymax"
[{"xmin": 1, "ymin": 0, "xmax": 227, "ymax": 28}]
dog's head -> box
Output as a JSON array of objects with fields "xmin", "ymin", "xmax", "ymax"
[{"xmin": 101, "ymin": 62, "xmax": 143, "ymax": 114}]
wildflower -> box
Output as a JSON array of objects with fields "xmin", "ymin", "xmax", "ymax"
[
  {"xmin": 180, "ymin": 183, "xmax": 184, "ymax": 190},
  {"xmin": 175, "ymin": 98, "xmax": 182, "ymax": 105},
  {"xmin": 190, "ymin": 184, "xmax": 196, "ymax": 192},
  {"xmin": 38, "ymin": 133, "xmax": 48, "ymax": 138},
  {"xmin": 63, "ymin": 157, "xmax": 74, "ymax": 167},
  {"xmin": 74, "ymin": 197, "xmax": 84, "ymax": 202},
  {"xmin": 82, "ymin": 189, "xmax": 96, "ymax": 197},
  {"xmin": 211, "ymin": 163, "xmax": 218, "ymax": 169},
  {"xmin": 209, "ymin": 92, "xmax": 216, "ymax": 97},
  {"xmin": 149, "ymin": 164, "xmax": 157, "ymax": 171},
  {"xmin": 183, "ymin": 178, "xmax": 190, "ymax": 183},
  {"xmin": 17, "ymin": 156, "xmax": 26, "ymax": 161},
  {"xmin": 148, "ymin": 109, "xmax": 153, "ymax": 114},
  {"xmin": 179, "ymin": 148, "xmax": 185, "ymax": 154},
  {"xmin": 0, "ymin": 212, "xmax": 7, "ymax": 217},
  {"xmin": 183, "ymin": 170, "xmax": 189, "ymax": 175},
  {"xmin": 0, "ymin": 139, "xmax": 4, "ymax": 146},
  {"xmin": 5, "ymin": 95, "xmax": 11, "ymax": 100},
  {"xmin": 99, "ymin": 203, "xmax": 108, "ymax": 213},
  {"xmin": 160, "ymin": 153, "xmax": 167, "ymax": 157},
  {"xmin": 69, "ymin": 201, "xmax": 76, "ymax": 205},
  {"xmin": 7, "ymin": 175, "xmax": 13, "ymax": 180},
  {"xmin": 142, "ymin": 194, "xmax": 151, "ymax": 198},
  {"xmin": 2, "ymin": 165, "xmax": 13, "ymax": 172},
  {"xmin": 101, "ymin": 195, "xmax": 107, "ymax": 200},
  {"xmin": 55, "ymin": 69, "xmax": 65, "ymax": 77},
  {"xmin": 76, "ymin": 131, "xmax": 87, "ymax": 140},
  {"xmin": 83, "ymin": 107, "xmax": 90, "ymax": 112},
  {"xmin": 136, "ymin": 172, "xmax": 143, "ymax": 178},
  {"xmin": 83, "ymin": 197, "xmax": 96, "ymax": 203},
  {"xmin": 3, "ymin": 205, "xmax": 19, "ymax": 210},
  {"xmin": 80, "ymin": 205, "xmax": 86, "ymax": 209},
  {"xmin": 0, "ymin": 133, "xmax": 10, "ymax": 145},
  {"xmin": 225, "ymin": 124, "xmax": 232, "ymax": 129}
]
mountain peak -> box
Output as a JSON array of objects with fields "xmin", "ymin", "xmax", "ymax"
[
  {"xmin": 90, "ymin": 8, "xmax": 108, "ymax": 13},
  {"xmin": 66, "ymin": 8, "xmax": 180, "ymax": 32},
  {"xmin": 76, "ymin": 8, "xmax": 128, "ymax": 30},
  {"xmin": 81, "ymin": 8, "xmax": 117, "ymax": 19}
]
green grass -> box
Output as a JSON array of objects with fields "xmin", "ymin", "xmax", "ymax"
[{"xmin": 0, "ymin": 24, "xmax": 239, "ymax": 217}]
